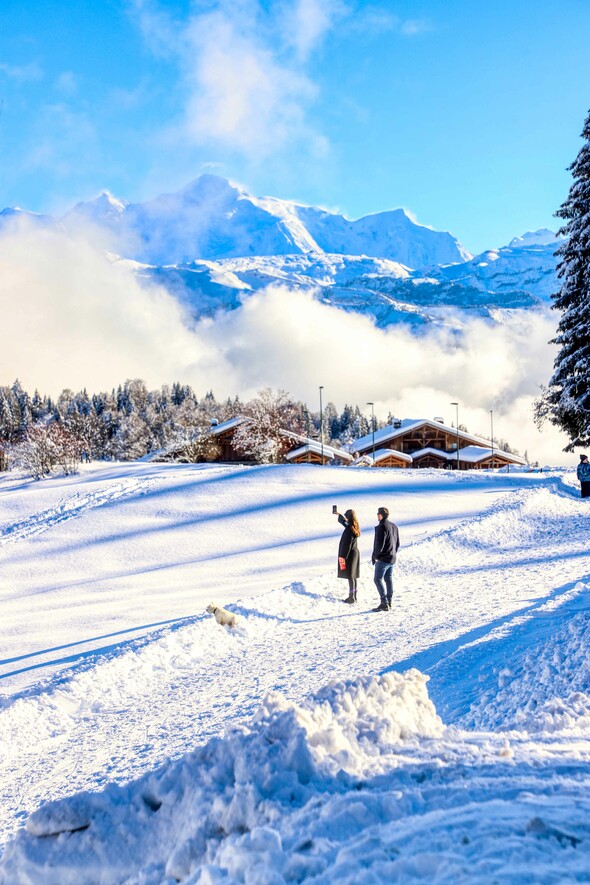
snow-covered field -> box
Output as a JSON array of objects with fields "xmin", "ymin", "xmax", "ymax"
[{"xmin": 1, "ymin": 462, "xmax": 590, "ymax": 883}]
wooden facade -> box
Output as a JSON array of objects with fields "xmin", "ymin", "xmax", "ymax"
[
  {"xmin": 386, "ymin": 426, "xmax": 460, "ymax": 456},
  {"xmin": 214, "ymin": 425, "xmax": 255, "ymax": 462},
  {"xmin": 412, "ymin": 451, "xmax": 449, "ymax": 469},
  {"xmin": 353, "ymin": 420, "xmax": 526, "ymax": 470}
]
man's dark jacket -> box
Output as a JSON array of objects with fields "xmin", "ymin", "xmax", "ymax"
[{"xmin": 372, "ymin": 518, "xmax": 400, "ymax": 564}]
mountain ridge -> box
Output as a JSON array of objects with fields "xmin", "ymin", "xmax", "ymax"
[
  {"xmin": 0, "ymin": 176, "xmax": 561, "ymax": 331},
  {"xmin": 59, "ymin": 174, "xmax": 473, "ymax": 268}
]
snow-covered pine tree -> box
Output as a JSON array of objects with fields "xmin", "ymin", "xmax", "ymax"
[{"xmin": 536, "ymin": 107, "xmax": 590, "ymax": 449}]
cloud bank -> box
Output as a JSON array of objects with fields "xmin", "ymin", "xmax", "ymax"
[{"xmin": 0, "ymin": 222, "xmax": 569, "ymax": 465}]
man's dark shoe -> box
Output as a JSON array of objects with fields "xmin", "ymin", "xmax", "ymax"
[
  {"xmin": 386, "ymin": 600, "xmax": 392, "ymax": 610},
  {"xmin": 343, "ymin": 594, "xmax": 355, "ymax": 604},
  {"xmin": 372, "ymin": 601, "xmax": 388, "ymax": 612}
]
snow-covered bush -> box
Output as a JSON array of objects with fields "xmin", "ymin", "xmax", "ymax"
[{"xmin": 8, "ymin": 424, "xmax": 83, "ymax": 478}]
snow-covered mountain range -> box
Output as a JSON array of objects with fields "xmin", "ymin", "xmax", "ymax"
[
  {"xmin": 0, "ymin": 176, "xmax": 561, "ymax": 328},
  {"xmin": 130, "ymin": 236, "xmax": 559, "ymax": 328},
  {"xmin": 62, "ymin": 174, "xmax": 472, "ymax": 267}
]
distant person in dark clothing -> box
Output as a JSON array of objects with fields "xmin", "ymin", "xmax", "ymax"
[
  {"xmin": 577, "ymin": 454, "xmax": 590, "ymax": 498},
  {"xmin": 334, "ymin": 508, "xmax": 361, "ymax": 603},
  {"xmin": 372, "ymin": 506, "xmax": 400, "ymax": 612}
]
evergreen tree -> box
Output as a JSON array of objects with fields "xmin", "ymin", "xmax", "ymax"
[
  {"xmin": 536, "ymin": 107, "xmax": 590, "ymax": 449},
  {"xmin": 12, "ymin": 380, "xmax": 31, "ymax": 437}
]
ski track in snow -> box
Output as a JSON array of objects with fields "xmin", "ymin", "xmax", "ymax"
[
  {"xmin": 0, "ymin": 475, "xmax": 158, "ymax": 547},
  {"xmin": 2, "ymin": 468, "xmax": 590, "ymax": 862}
]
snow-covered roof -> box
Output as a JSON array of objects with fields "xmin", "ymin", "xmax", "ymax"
[
  {"xmin": 351, "ymin": 418, "xmax": 494, "ymax": 454},
  {"xmin": 408, "ymin": 445, "xmax": 526, "ymax": 466},
  {"xmin": 457, "ymin": 446, "xmax": 527, "ymax": 465},
  {"xmin": 286, "ymin": 443, "xmax": 353, "ymax": 462},
  {"xmin": 370, "ymin": 448, "xmax": 413, "ymax": 464},
  {"xmin": 411, "ymin": 447, "xmax": 453, "ymax": 460},
  {"xmin": 208, "ymin": 415, "xmax": 249, "ymax": 436}
]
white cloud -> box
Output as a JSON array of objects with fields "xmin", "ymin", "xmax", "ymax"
[
  {"xmin": 183, "ymin": 8, "xmax": 314, "ymax": 155},
  {"xmin": 280, "ymin": 0, "xmax": 347, "ymax": 59},
  {"xmin": 0, "ymin": 222, "xmax": 571, "ymax": 465},
  {"xmin": 0, "ymin": 222, "xmax": 205, "ymax": 393},
  {"xmin": 0, "ymin": 61, "xmax": 44, "ymax": 83},
  {"xmin": 130, "ymin": 0, "xmax": 339, "ymax": 159},
  {"xmin": 343, "ymin": 6, "xmax": 433, "ymax": 38},
  {"xmin": 400, "ymin": 19, "xmax": 433, "ymax": 37},
  {"xmin": 54, "ymin": 71, "xmax": 78, "ymax": 96}
]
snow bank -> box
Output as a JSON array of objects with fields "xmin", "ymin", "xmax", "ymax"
[
  {"xmin": 0, "ymin": 671, "xmax": 441, "ymax": 884},
  {"xmin": 460, "ymin": 595, "xmax": 590, "ymax": 734}
]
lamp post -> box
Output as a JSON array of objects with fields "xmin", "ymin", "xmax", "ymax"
[
  {"xmin": 319, "ymin": 385, "xmax": 324, "ymax": 465},
  {"xmin": 450, "ymin": 402, "xmax": 460, "ymax": 470},
  {"xmin": 490, "ymin": 409, "xmax": 494, "ymax": 470},
  {"xmin": 367, "ymin": 402, "xmax": 375, "ymax": 465}
]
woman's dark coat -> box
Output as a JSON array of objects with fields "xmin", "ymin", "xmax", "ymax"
[{"xmin": 337, "ymin": 514, "xmax": 360, "ymax": 580}]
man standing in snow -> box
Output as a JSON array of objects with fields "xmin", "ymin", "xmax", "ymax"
[
  {"xmin": 372, "ymin": 507, "xmax": 400, "ymax": 612},
  {"xmin": 577, "ymin": 454, "xmax": 590, "ymax": 498}
]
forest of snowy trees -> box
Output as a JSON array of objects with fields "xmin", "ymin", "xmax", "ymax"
[{"xmin": 0, "ymin": 379, "xmax": 384, "ymax": 477}]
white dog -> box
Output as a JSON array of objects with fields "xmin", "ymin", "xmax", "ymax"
[{"xmin": 206, "ymin": 603, "xmax": 239, "ymax": 629}]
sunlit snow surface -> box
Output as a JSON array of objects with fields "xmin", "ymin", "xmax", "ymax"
[{"xmin": 1, "ymin": 463, "xmax": 590, "ymax": 883}]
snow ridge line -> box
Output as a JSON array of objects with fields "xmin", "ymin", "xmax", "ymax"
[
  {"xmin": 399, "ymin": 485, "xmax": 532, "ymax": 564},
  {"xmin": 0, "ymin": 477, "xmax": 158, "ymax": 547},
  {"xmin": 401, "ymin": 475, "xmax": 584, "ymax": 566}
]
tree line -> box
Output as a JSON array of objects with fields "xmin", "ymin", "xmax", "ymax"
[{"xmin": 0, "ymin": 379, "xmax": 387, "ymax": 477}]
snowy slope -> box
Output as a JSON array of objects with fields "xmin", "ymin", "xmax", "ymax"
[
  {"xmin": 61, "ymin": 175, "xmax": 470, "ymax": 267},
  {"xmin": 2, "ymin": 463, "xmax": 590, "ymax": 882},
  {"xmin": 420, "ymin": 236, "xmax": 560, "ymax": 304},
  {"xmin": 134, "ymin": 235, "xmax": 559, "ymax": 327}
]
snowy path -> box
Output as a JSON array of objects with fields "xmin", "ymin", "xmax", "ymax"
[{"xmin": 1, "ymin": 463, "xmax": 590, "ymax": 865}]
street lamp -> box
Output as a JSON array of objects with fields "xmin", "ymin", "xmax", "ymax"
[
  {"xmin": 367, "ymin": 402, "xmax": 375, "ymax": 465},
  {"xmin": 319, "ymin": 385, "xmax": 324, "ymax": 465},
  {"xmin": 450, "ymin": 402, "xmax": 460, "ymax": 470},
  {"xmin": 490, "ymin": 409, "xmax": 494, "ymax": 469},
  {"xmin": 303, "ymin": 406, "xmax": 310, "ymax": 463}
]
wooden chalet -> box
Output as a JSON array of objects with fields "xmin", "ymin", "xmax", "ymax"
[
  {"xmin": 209, "ymin": 416, "xmax": 255, "ymax": 462},
  {"xmin": 351, "ymin": 418, "xmax": 526, "ymax": 470},
  {"xmin": 177, "ymin": 416, "xmax": 353, "ymax": 465}
]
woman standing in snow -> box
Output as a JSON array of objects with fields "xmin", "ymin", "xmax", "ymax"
[
  {"xmin": 577, "ymin": 454, "xmax": 590, "ymax": 498},
  {"xmin": 334, "ymin": 509, "xmax": 361, "ymax": 604}
]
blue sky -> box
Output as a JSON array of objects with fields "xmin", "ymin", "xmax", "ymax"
[{"xmin": 1, "ymin": 0, "xmax": 589, "ymax": 253}]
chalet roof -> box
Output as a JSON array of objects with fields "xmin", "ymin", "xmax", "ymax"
[
  {"xmin": 457, "ymin": 446, "xmax": 527, "ymax": 466},
  {"xmin": 351, "ymin": 418, "xmax": 494, "ymax": 454},
  {"xmin": 370, "ymin": 448, "xmax": 413, "ymax": 464},
  {"xmin": 411, "ymin": 447, "xmax": 452, "ymax": 460},
  {"xmin": 286, "ymin": 443, "xmax": 353, "ymax": 462},
  {"xmin": 209, "ymin": 417, "xmax": 306, "ymax": 446},
  {"xmin": 208, "ymin": 415, "xmax": 249, "ymax": 436}
]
